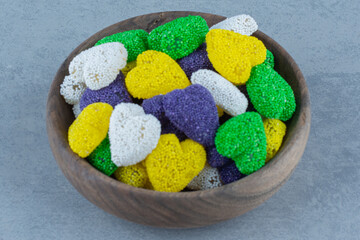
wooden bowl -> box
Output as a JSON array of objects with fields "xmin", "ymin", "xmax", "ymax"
[{"xmin": 46, "ymin": 11, "xmax": 311, "ymax": 228}]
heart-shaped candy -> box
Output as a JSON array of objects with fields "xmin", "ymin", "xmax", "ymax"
[
  {"xmin": 125, "ymin": 50, "xmax": 190, "ymax": 99},
  {"xmin": 263, "ymin": 118, "xmax": 286, "ymax": 162},
  {"xmin": 121, "ymin": 61, "xmax": 137, "ymax": 77},
  {"xmin": 108, "ymin": 103, "xmax": 161, "ymax": 167},
  {"xmin": 80, "ymin": 71, "xmax": 132, "ymax": 110},
  {"xmin": 163, "ymin": 84, "xmax": 219, "ymax": 146},
  {"xmin": 210, "ymin": 14, "xmax": 258, "ymax": 36},
  {"xmin": 206, "ymin": 29, "xmax": 267, "ymax": 85},
  {"xmin": 148, "ymin": 15, "xmax": 209, "ymax": 60},
  {"xmin": 187, "ymin": 163, "xmax": 223, "ymax": 190},
  {"xmin": 206, "ymin": 145, "xmax": 231, "ymax": 168},
  {"xmin": 68, "ymin": 42, "xmax": 128, "ymax": 90},
  {"xmin": 114, "ymin": 162, "xmax": 149, "ymax": 188},
  {"xmin": 247, "ymin": 64, "xmax": 296, "ymax": 121},
  {"xmin": 177, "ymin": 43, "xmax": 214, "ymax": 79},
  {"xmin": 145, "ymin": 134, "xmax": 206, "ymax": 192},
  {"xmin": 95, "ymin": 29, "xmax": 149, "ymax": 62},
  {"xmin": 68, "ymin": 102, "xmax": 113, "ymax": 158},
  {"xmin": 218, "ymin": 161, "xmax": 246, "ymax": 184},
  {"xmin": 60, "ymin": 75, "xmax": 86, "ymax": 105},
  {"xmin": 142, "ymin": 94, "xmax": 187, "ymax": 141},
  {"xmin": 191, "ymin": 69, "xmax": 248, "ymax": 116},
  {"xmin": 215, "ymin": 112, "xmax": 267, "ymax": 175},
  {"xmin": 87, "ymin": 136, "xmax": 117, "ymax": 176}
]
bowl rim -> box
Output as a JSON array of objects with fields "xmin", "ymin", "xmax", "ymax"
[{"xmin": 47, "ymin": 11, "xmax": 311, "ymax": 199}]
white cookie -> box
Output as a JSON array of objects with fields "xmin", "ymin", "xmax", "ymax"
[
  {"xmin": 60, "ymin": 75, "xmax": 86, "ymax": 105},
  {"xmin": 210, "ymin": 14, "xmax": 258, "ymax": 36},
  {"xmin": 187, "ymin": 163, "xmax": 223, "ymax": 190},
  {"xmin": 72, "ymin": 102, "xmax": 81, "ymax": 118},
  {"xmin": 109, "ymin": 103, "xmax": 161, "ymax": 167},
  {"xmin": 68, "ymin": 42, "xmax": 128, "ymax": 90},
  {"xmin": 191, "ymin": 69, "xmax": 248, "ymax": 116}
]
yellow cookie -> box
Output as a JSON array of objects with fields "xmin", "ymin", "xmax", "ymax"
[
  {"xmin": 114, "ymin": 162, "xmax": 149, "ymax": 188},
  {"xmin": 263, "ymin": 118, "xmax": 287, "ymax": 162},
  {"xmin": 217, "ymin": 106, "xmax": 224, "ymax": 117},
  {"xmin": 68, "ymin": 103, "xmax": 113, "ymax": 158},
  {"xmin": 206, "ymin": 29, "xmax": 267, "ymax": 85},
  {"xmin": 125, "ymin": 50, "xmax": 190, "ymax": 99},
  {"xmin": 145, "ymin": 134, "xmax": 206, "ymax": 192},
  {"xmin": 121, "ymin": 60, "xmax": 137, "ymax": 77}
]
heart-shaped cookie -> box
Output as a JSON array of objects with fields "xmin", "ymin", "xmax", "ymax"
[
  {"xmin": 206, "ymin": 145, "xmax": 231, "ymax": 168},
  {"xmin": 108, "ymin": 103, "xmax": 161, "ymax": 167},
  {"xmin": 148, "ymin": 15, "xmax": 209, "ymax": 60},
  {"xmin": 210, "ymin": 14, "xmax": 258, "ymax": 36},
  {"xmin": 80, "ymin": 71, "xmax": 132, "ymax": 110},
  {"xmin": 215, "ymin": 112, "xmax": 267, "ymax": 175},
  {"xmin": 163, "ymin": 84, "xmax": 219, "ymax": 147},
  {"xmin": 142, "ymin": 94, "xmax": 187, "ymax": 141},
  {"xmin": 114, "ymin": 162, "xmax": 149, "ymax": 188},
  {"xmin": 87, "ymin": 136, "xmax": 118, "ymax": 176},
  {"xmin": 218, "ymin": 161, "xmax": 246, "ymax": 184},
  {"xmin": 95, "ymin": 29, "xmax": 149, "ymax": 62},
  {"xmin": 247, "ymin": 64, "xmax": 296, "ymax": 121},
  {"xmin": 145, "ymin": 134, "xmax": 206, "ymax": 192},
  {"xmin": 68, "ymin": 102, "xmax": 113, "ymax": 158},
  {"xmin": 191, "ymin": 69, "xmax": 248, "ymax": 116},
  {"xmin": 206, "ymin": 29, "xmax": 267, "ymax": 85},
  {"xmin": 69, "ymin": 42, "xmax": 128, "ymax": 90},
  {"xmin": 187, "ymin": 163, "xmax": 223, "ymax": 190},
  {"xmin": 125, "ymin": 50, "xmax": 190, "ymax": 99},
  {"xmin": 263, "ymin": 118, "xmax": 286, "ymax": 162},
  {"xmin": 177, "ymin": 43, "xmax": 214, "ymax": 79}
]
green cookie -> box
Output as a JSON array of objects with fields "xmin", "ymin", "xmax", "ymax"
[
  {"xmin": 87, "ymin": 136, "xmax": 117, "ymax": 176},
  {"xmin": 247, "ymin": 64, "xmax": 296, "ymax": 121},
  {"xmin": 215, "ymin": 112, "xmax": 267, "ymax": 175},
  {"xmin": 95, "ymin": 29, "xmax": 149, "ymax": 62},
  {"xmin": 148, "ymin": 15, "xmax": 209, "ymax": 60},
  {"xmin": 264, "ymin": 49, "xmax": 275, "ymax": 68}
]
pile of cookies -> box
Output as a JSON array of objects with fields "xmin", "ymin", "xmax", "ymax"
[{"xmin": 60, "ymin": 14, "xmax": 295, "ymax": 192}]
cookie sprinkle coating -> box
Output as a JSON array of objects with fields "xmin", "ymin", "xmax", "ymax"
[
  {"xmin": 148, "ymin": 15, "xmax": 209, "ymax": 60},
  {"xmin": 247, "ymin": 64, "xmax": 296, "ymax": 121},
  {"xmin": 206, "ymin": 29, "xmax": 267, "ymax": 85},
  {"xmin": 125, "ymin": 50, "xmax": 190, "ymax": 99},
  {"xmin": 68, "ymin": 103, "xmax": 113, "ymax": 158},
  {"xmin": 114, "ymin": 162, "xmax": 149, "ymax": 188},
  {"xmin": 215, "ymin": 112, "xmax": 267, "ymax": 175},
  {"xmin": 80, "ymin": 72, "xmax": 132, "ymax": 110},
  {"xmin": 263, "ymin": 118, "xmax": 287, "ymax": 162},
  {"xmin": 87, "ymin": 136, "xmax": 117, "ymax": 176},
  {"xmin": 95, "ymin": 29, "xmax": 148, "ymax": 62},
  {"xmin": 145, "ymin": 134, "xmax": 206, "ymax": 192}
]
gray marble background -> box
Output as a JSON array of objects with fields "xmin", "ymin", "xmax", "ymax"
[{"xmin": 1, "ymin": 0, "xmax": 359, "ymax": 239}]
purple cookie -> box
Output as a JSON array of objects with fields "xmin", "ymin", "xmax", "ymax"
[
  {"xmin": 142, "ymin": 95, "xmax": 186, "ymax": 141},
  {"xmin": 218, "ymin": 161, "xmax": 246, "ymax": 184},
  {"xmin": 80, "ymin": 72, "xmax": 132, "ymax": 110},
  {"xmin": 177, "ymin": 43, "xmax": 214, "ymax": 79},
  {"xmin": 163, "ymin": 84, "xmax": 219, "ymax": 146},
  {"xmin": 207, "ymin": 146, "xmax": 231, "ymax": 168}
]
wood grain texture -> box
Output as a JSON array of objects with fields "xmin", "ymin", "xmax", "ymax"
[{"xmin": 46, "ymin": 11, "xmax": 311, "ymax": 228}]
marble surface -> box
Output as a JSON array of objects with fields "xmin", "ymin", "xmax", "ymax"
[{"xmin": 1, "ymin": 0, "xmax": 359, "ymax": 239}]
